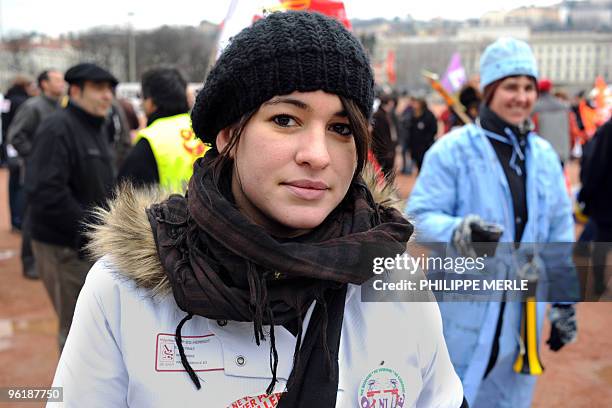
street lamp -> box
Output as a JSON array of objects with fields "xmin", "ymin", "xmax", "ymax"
[{"xmin": 128, "ymin": 12, "xmax": 136, "ymax": 82}]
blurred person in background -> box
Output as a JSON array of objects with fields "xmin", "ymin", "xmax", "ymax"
[
  {"xmin": 117, "ymin": 98, "xmax": 141, "ymax": 137},
  {"xmin": 396, "ymin": 92, "xmax": 414, "ymax": 174},
  {"xmin": 118, "ymin": 67, "xmax": 207, "ymax": 191},
  {"xmin": 579, "ymin": 117, "xmax": 612, "ymax": 295},
  {"xmin": 6, "ymin": 69, "xmax": 66, "ymax": 279},
  {"xmin": 459, "ymin": 84, "xmax": 482, "ymax": 124},
  {"xmin": 407, "ymin": 96, "xmax": 437, "ymax": 171},
  {"xmin": 2, "ymin": 75, "xmax": 36, "ymax": 231},
  {"xmin": 26, "ymin": 63, "xmax": 118, "ymax": 351},
  {"xmin": 107, "ymin": 98, "xmax": 136, "ymax": 170},
  {"xmin": 441, "ymin": 85, "xmax": 482, "ymax": 132},
  {"xmin": 406, "ymin": 37, "xmax": 577, "ymax": 407},
  {"xmin": 2, "ymin": 75, "xmax": 37, "ymax": 149},
  {"xmin": 371, "ymin": 92, "xmax": 398, "ymax": 178},
  {"xmin": 8, "ymin": 70, "xmax": 65, "ymax": 157},
  {"xmin": 555, "ymin": 91, "xmax": 587, "ymax": 159},
  {"xmin": 571, "ymin": 91, "xmax": 588, "ymax": 139},
  {"xmin": 532, "ymin": 78, "xmax": 571, "ymax": 166}
]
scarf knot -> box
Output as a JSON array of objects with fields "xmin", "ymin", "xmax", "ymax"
[{"xmin": 146, "ymin": 153, "xmax": 413, "ymax": 401}]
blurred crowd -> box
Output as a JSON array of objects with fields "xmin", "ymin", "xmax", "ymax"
[{"xmin": 0, "ymin": 30, "xmax": 610, "ymax": 408}]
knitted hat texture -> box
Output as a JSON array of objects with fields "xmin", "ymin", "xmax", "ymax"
[
  {"xmin": 479, "ymin": 37, "xmax": 538, "ymax": 90},
  {"xmin": 191, "ymin": 11, "xmax": 374, "ymax": 144}
]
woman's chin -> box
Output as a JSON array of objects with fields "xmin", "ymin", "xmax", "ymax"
[
  {"xmin": 501, "ymin": 112, "xmax": 530, "ymax": 126},
  {"xmin": 274, "ymin": 208, "xmax": 331, "ymax": 232}
]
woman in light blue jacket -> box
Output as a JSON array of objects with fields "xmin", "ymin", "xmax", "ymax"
[{"xmin": 406, "ymin": 37, "xmax": 578, "ymax": 408}]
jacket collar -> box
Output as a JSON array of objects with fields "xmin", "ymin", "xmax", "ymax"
[
  {"xmin": 478, "ymin": 104, "xmax": 531, "ymax": 145},
  {"xmin": 67, "ymin": 100, "xmax": 106, "ymax": 129},
  {"xmin": 146, "ymin": 110, "xmax": 189, "ymax": 127},
  {"xmin": 41, "ymin": 93, "xmax": 60, "ymax": 107}
]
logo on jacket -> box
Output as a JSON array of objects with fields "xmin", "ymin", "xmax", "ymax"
[
  {"xmin": 161, "ymin": 343, "xmax": 175, "ymax": 362},
  {"xmin": 358, "ymin": 367, "xmax": 406, "ymax": 408},
  {"xmin": 180, "ymin": 128, "xmax": 207, "ymax": 157},
  {"xmin": 227, "ymin": 392, "xmax": 284, "ymax": 408}
]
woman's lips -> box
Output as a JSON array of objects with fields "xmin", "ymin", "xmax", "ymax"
[{"xmin": 282, "ymin": 180, "xmax": 329, "ymax": 200}]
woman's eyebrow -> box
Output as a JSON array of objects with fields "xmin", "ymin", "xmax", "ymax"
[
  {"xmin": 334, "ymin": 110, "xmax": 348, "ymax": 118},
  {"xmin": 263, "ymin": 97, "xmax": 348, "ymax": 117},
  {"xmin": 264, "ymin": 97, "xmax": 311, "ymax": 111}
]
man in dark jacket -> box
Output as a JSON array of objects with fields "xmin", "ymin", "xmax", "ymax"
[
  {"xmin": 7, "ymin": 69, "xmax": 65, "ymax": 279},
  {"xmin": 579, "ymin": 117, "xmax": 612, "ymax": 295},
  {"xmin": 26, "ymin": 63, "xmax": 117, "ymax": 350}
]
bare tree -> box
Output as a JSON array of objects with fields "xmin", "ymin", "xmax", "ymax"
[
  {"xmin": 71, "ymin": 25, "xmax": 218, "ymax": 83},
  {"xmin": 135, "ymin": 25, "xmax": 217, "ymax": 82},
  {"xmin": 72, "ymin": 27, "xmax": 129, "ymax": 81}
]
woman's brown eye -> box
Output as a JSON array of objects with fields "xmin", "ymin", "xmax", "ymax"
[
  {"xmin": 331, "ymin": 123, "xmax": 352, "ymax": 136},
  {"xmin": 273, "ymin": 115, "xmax": 296, "ymax": 127}
]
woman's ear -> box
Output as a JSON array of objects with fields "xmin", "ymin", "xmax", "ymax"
[{"xmin": 216, "ymin": 127, "xmax": 232, "ymax": 154}]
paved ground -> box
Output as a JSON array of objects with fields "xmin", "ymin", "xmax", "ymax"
[{"xmin": 0, "ymin": 160, "xmax": 610, "ymax": 407}]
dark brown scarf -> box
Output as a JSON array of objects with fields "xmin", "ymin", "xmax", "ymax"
[{"xmin": 146, "ymin": 153, "xmax": 413, "ymax": 402}]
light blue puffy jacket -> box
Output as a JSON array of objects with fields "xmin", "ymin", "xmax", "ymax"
[{"xmin": 405, "ymin": 123, "xmax": 575, "ymax": 407}]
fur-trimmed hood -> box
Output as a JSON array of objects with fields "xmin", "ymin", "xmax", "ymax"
[{"xmin": 87, "ymin": 163, "xmax": 406, "ymax": 298}]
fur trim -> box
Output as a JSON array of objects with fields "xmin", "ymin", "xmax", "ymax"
[
  {"xmin": 88, "ymin": 164, "xmax": 404, "ymax": 296},
  {"xmin": 86, "ymin": 184, "xmax": 172, "ymax": 298},
  {"xmin": 361, "ymin": 162, "xmax": 404, "ymax": 212}
]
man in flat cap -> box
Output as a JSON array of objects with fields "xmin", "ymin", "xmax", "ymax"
[{"xmin": 26, "ymin": 63, "xmax": 118, "ymax": 350}]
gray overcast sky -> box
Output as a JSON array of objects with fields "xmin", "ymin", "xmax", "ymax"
[{"xmin": 1, "ymin": 0, "xmax": 563, "ymax": 37}]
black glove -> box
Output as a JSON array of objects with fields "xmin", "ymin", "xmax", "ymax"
[
  {"xmin": 547, "ymin": 304, "xmax": 577, "ymax": 351},
  {"xmin": 452, "ymin": 215, "xmax": 503, "ymax": 258}
]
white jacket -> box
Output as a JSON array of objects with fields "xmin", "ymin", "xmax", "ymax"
[{"xmin": 48, "ymin": 183, "xmax": 464, "ymax": 408}]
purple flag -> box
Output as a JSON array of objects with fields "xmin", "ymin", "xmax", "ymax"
[{"xmin": 441, "ymin": 52, "xmax": 466, "ymax": 93}]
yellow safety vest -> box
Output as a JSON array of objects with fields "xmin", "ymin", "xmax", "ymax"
[{"xmin": 136, "ymin": 113, "xmax": 209, "ymax": 192}]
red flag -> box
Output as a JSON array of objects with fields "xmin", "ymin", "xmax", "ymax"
[
  {"xmin": 218, "ymin": 0, "xmax": 352, "ymax": 59},
  {"xmin": 386, "ymin": 50, "xmax": 396, "ymax": 85},
  {"xmin": 593, "ymin": 76, "xmax": 611, "ymax": 125},
  {"xmin": 280, "ymin": 0, "xmax": 351, "ymax": 29}
]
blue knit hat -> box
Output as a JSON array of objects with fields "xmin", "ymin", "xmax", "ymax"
[{"xmin": 479, "ymin": 37, "xmax": 538, "ymax": 90}]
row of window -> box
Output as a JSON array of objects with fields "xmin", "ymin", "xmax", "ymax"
[
  {"xmin": 460, "ymin": 62, "xmax": 608, "ymax": 83},
  {"xmin": 541, "ymin": 70, "xmax": 599, "ymax": 82},
  {"xmin": 538, "ymin": 57, "xmax": 596, "ymax": 65},
  {"xmin": 462, "ymin": 47, "xmax": 611, "ymax": 65},
  {"xmin": 531, "ymin": 44, "xmax": 606, "ymax": 55},
  {"xmin": 462, "ymin": 53, "xmax": 611, "ymax": 73}
]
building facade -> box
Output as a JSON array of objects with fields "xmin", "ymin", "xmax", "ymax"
[{"xmin": 366, "ymin": 25, "xmax": 612, "ymax": 93}]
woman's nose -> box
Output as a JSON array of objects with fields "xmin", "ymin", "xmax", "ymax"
[{"xmin": 294, "ymin": 127, "xmax": 331, "ymax": 169}]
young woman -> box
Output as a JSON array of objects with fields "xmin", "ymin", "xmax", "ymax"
[
  {"xmin": 406, "ymin": 37, "xmax": 577, "ymax": 408},
  {"xmin": 48, "ymin": 11, "xmax": 465, "ymax": 408}
]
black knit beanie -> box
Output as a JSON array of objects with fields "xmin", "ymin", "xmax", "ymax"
[{"xmin": 191, "ymin": 11, "xmax": 374, "ymax": 145}]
